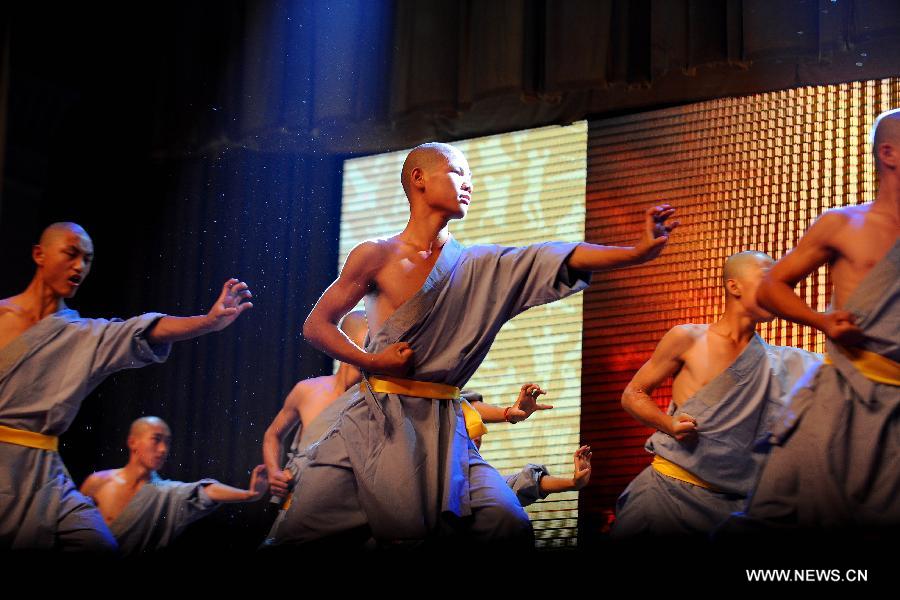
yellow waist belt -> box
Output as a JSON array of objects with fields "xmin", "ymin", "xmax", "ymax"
[
  {"xmin": 0, "ymin": 424, "xmax": 59, "ymax": 451},
  {"xmin": 824, "ymin": 346, "xmax": 900, "ymax": 386},
  {"xmin": 651, "ymin": 455, "xmax": 720, "ymax": 491},
  {"xmin": 366, "ymin": 375, "xmax": 488, "ymax": 440}
]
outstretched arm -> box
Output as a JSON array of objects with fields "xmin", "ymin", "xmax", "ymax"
[
  {"xmin": 567, "ymin": 205, "xmax": 678, "ymax": 271},
  {"xmin": 146, "ymin": 279, "xmax": 253, "ymax": 344},
  {"xmin": 538, "ymin": 445, "xmax": 593, "ymax": 495},
  {"xmin": 203, "ymin": 465, "xmax": 268, "ymax": 503},
  {"xmin": 757, "ymin": 212, "xmax": 863, "ymax": 344},
  {"xmin": 621, "ymin": 326, "xmax": 696, "ymax": 441},
  {"xmin": 303, "ymin": 242, "xmax": 413, "ymax": 375},
  {"xmin": 472, "ymin": 383, "xmax": 553, "ymax": 423}
]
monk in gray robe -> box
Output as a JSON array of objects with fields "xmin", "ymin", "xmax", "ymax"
[
  {"xmin": 732, "ymin": 109, "xmax": 900, "ymax": 533},
  {"xmin": 612, "ymin": 252, "xmax": 820, "ymax": 539},
  {"xmin": 269, "ymin": 142, "xmax": 677, "ymax": 547},
  {"xmin": 80, "ymin": 417, "xmax": 267, "ymax": 556},
  {"xmin": 0, "ymin": 222, "xmax": 254, "ymax": 551}
]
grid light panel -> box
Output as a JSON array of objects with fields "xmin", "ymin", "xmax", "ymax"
[{"xmin": 581, "ymin": 79, "xmax": 900, "ymax": 534}]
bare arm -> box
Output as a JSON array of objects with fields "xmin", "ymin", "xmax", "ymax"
[
  {"xmin": 621, "ymin": 326, "xmax": 696, "ymax": 440},
  {"xmin": 146, "ymin": 279, "xmax": 254, "ymax": 344},
  {"xmin": 262, "ymin": 388, "xmax": 303, "ymax": 497},
  {"xmin": 757, "ymin": 212, "xmax": 862, "ymax": 343},
  {"xmin": 202, "ymin": 465, "xmax": 267, "ymax": 503},
  {"xmin": 539, "ymin": 445, "xmax": 592, "ymax": 494},
  {"xmin": 568, "ymin": 205, "xmax": 678, "ymax": 271},
  {"xmin": 303, "ymin": 242, "xmax": 413, "ymax": 375},
  {"xmin": 472, "ymin": 383, "xmax": 553, "ymax": 423}
]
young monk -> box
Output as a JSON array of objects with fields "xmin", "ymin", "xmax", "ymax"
[{"xmin": 266, "ymin": 142, "xmax": 677, "ymax": 548}]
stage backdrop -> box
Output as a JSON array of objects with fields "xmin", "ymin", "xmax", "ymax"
[
  {"xmin": 581, "ymin": 77, "xmax": 900, "ymax": 540},
  {"xmin": 340, "ymin": 121, "xmax": 587, "ymax": 548}
]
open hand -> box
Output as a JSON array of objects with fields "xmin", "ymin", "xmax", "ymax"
[
  {"xmin": 572, "ymin": 445, "xmax": 592, "ymax": 490},
  {"xmin": 506, "ymin": 383, "xmax": 553, "ymax": 423},
  {"xmin": 247, "ymin": 465, "xmax": 268, "ymax": 501},
  {"xmin": 634, "ymin": 204, "xmax": 678, "ymax": 263},
  {"xmin": 206, "ymin": 278, "xmax": 254, "ymax": 331}
]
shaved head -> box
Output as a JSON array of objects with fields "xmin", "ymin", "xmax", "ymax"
[
  {"xmin": 129, "ymin": 416, "xmax": 171, "ymax": 439},
  {"xmin": 872, "ymin": 108, "xmax": 900, "ymax": 172},
  {"xmin": 339, "ymin": 310, "xmax": 368, "ymax": 347},
  {"xmin": 39, "ymin": 222, "xmax": 91, "ymax": 248},
  {"xmin": 723, "ymin": 251, "xmax": 773, "ymax": 292},
  {"xmin": 400, "ymin": 142, "xmax": 462, "ymax": 198}
]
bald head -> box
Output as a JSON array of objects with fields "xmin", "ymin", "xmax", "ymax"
[
  {"xmin": 723, "ymin": 251, "xmax": 773, "ymax": 293},
  {"xmin": 339, "ymin": 310, "xmax": 368, "ymax": 347},
  {"xmin": 39, "ymin": 222, "xmax": 91, "ymax": 248},
  {"xmin": 872, "ymin": 108, "xmax": 900, "ymax": 173},
  {"xmin": 400, "ymin": 142, "xmax": 462, "ymax": 198},
  {"xmin": 129, "ymin": 416, "xmax": 171, "ymax": 439}
]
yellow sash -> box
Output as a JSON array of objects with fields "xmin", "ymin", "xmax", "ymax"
[
  {"xmin": 824, "ymin": 346, "xmax": 900, "ymax": 386},
  {"xmin": 366, "ymin": 375, "xmax": 488, "ymax": 440},
  {"xmin": 651, "ymin": 455, "xmax": 720, "ymax": 491},
  {"xmin": 0, "ymin": 424, "xmax": 59, "ymax": 451}
]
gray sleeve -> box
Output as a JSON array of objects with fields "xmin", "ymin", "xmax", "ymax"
[
  {"xmin": 89, "ymin": 312, "xmax": 172, "ymax": 381},
  {"xmin": 481, "ymin": 242, "xmax": 591, "ymax": 319},
  {"xmin": 172, "ymin": 478, "xmax": 221, "ymax": 532},
  {"xmin": 505, "ymin": 463, "xmax": 551, "ymax": 507}
]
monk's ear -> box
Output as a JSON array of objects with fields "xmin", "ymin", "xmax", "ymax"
[
  {"xmin": 32, "ymin": 244, "xmax": 44, "ymax": 267},
  {"xmin": 725, "ymin": 278, "xmax": 742, "ymax": 299},
  {"xmin": 411, "ymin": 166, "xmax": 427, "ymax": 191},
  {"xmin": 878, "ymin": 141, "xmax": 897, "ymax": 170}
]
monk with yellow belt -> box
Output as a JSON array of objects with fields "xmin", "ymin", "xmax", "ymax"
[
  {"xmin": 730, "ymin": 109, "xmax": 900, "ymax": 533},
  {"xmin": 612, "ymin": 251, "xmax": 820, "ymax": 539},
  {"xmin": 0, "ymin": 222, "xmax": 254, "ymax": 551}
]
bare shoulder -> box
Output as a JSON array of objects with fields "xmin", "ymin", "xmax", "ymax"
[
  {"xmin": 811, "ymin": 206, "xmax": 857, "ymax": 230},
  {"xmin": 81, "ymin": 469, "xmax": 117, "ymax": 495},
  {"xmin": 0, "ymin": 297, "xmax": 25, "ymax": 317},
  {"xmin": 653, "ymin": 324, "xmax": 702, "ymax": 358},
  {"xmin": 287, "ymin": 376, "xmax": 332, "ymax": 405}
]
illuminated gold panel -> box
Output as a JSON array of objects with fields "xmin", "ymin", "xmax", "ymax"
[
  {"xmin": 582, "ymin": 79, "xmax": 900, "ymax": 533},
  {"xmin": 341, "ymin": 121, "xmax": 588, "ymax": 548}
]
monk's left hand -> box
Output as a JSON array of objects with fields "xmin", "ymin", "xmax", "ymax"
[
  {"xmin": 206, "ymin": 278, "xmax": 254, "ymax": 331},
  {"xmin": 506, "ymin": 383, "xmax": 553, "ymax": 423}
]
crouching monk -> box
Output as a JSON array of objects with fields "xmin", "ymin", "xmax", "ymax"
[
  {"xmin": 0, "ymin": 222, "xmax": 253, "ymax": 551},
  {"xmin": 612, "ymin": 251, "xmax": 820, "ymax": 539}
]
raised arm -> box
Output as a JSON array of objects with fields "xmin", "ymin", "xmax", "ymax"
[
  {"xmin": 567, "ymin": 205, "xmax": 678, "ymax": 271},
  {"xmin": 202, "ymin": 465, "xmax": 268, "ymax": 503},
  {"xmin": 303, "ymin": 242, "xmax": 413, "ymax": 375},
  {"xmin": 146, "ymin": 278, "xmax": 253, "ymax": 344},
  {"xmin": 757, "ymin": 211, "xmax": 863, "ymax": 344},
  {"xmin": 621, "ymin": 326, "xmax": 696, "ymax": 441},
  {"xmin": 262, "ymin": 388, "xmax": 303, "ymax": 498}
]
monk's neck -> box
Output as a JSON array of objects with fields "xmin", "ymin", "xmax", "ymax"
[
  {"xmin": 402, "ymin": 208, "xmax": 452, "ymax": 253},
  {"xmin": 16, "ymin": 276, "xmax": 66, "ymax": 321},
  {"xmin": 710, "ymin": 308, "xmax": 759, "ymax": 346},
  {"xmin": 871, "ymin": 176, "xmax": 900, "ymax": 226},
  {"xmin": 119, "ymin": 461, "xmax": 155, "ymax": 488}
]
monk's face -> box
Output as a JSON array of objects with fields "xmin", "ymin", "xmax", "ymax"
[
  {"xmin": 421, "ymin": 150, "xmax": 473, "ymax": 220},
  {"xmin": 738, "ymin": 256, "xmax": 776, "ymax": 322},
  {"xmin": 33, "ymin": 230, "xmax": 94, "ymax": 299},
  {"xmin": 129, "ymin": 423, "xmax": 172, "ymax": 472}
]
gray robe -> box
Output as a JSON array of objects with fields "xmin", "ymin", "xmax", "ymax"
[
  {"xmin": 612, "ymin": 334, "xmax": 821, "ymax": 538},
  {"xmin": 737, "ymin": 239, "xmax": 900, "ymax": 531},
  {"xmin": 505, "ymin": 464, "xmax": 551, "ymax": 507},
  {"xmin": 267, "ymin": 238, "xmax": 589, "ymax": 546},
  {"xmin": 0, "ymin": 309, "xmax": 170, "ymax": 550},
  {"xmin": 110, "ymin": 474, "xmax": 219, "ymax": 556}
]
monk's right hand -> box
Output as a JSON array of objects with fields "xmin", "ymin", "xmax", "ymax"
[
  {"xmin": 369, "ymin": 342, "xmax": 414, "ymax": 376},
  {"xmin": 668, "ymin": 414, "xmax": 697, "ymax": 442},
  {"xmin": 269, "ymin": 469, "xmax": 293, "ymax": 498},
  {"xmin": 821, "ymin": 310, "xmax": 865, "ymax": 346}
]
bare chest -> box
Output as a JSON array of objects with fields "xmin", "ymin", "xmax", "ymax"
[{"xmin": 94, "ymin": 481, "xmax": 141, "ymax": 525}]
